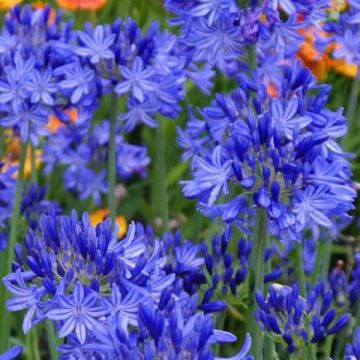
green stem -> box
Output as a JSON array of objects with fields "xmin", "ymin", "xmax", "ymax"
[
  {"xmin": 294, "ymin": 242, "xmax": 306, "ymax": 297},
  {"xmin": 305, "ymin": 344, "xmax": 316, "ymax": 360},
  {"xmin": 0, "ymin": 138, "xmax": 28, "ymax": 352},
  {"xmin": 45, "ymin": 321, "xmax": 59, "ymax": 360},
  {"xmin": 154, "ymin": 118, "xmax": 169, "ymax": 232},
  {"xmin": 249, "ymin": 208, "xmax": 267, "ymax": 360},
  {"xmin": 323, "ymin": 335, "xmax": 334, "ymax": 360},
  {"xmin": 108, "ymin": 93, "xmax": 118, "ymax": 226},
  {"xmin": 311, "ymin": 240, "xmax": 324, "ymax": 285},
  {"xmin": 214, "ymin": 310, "xmax": 227, "ymax": 356},
  {"xmin": 247, "ymin": 45, "xmax": 257, "ymax": 70},
  {"xmin": 320, "ymin": 240, "xmax": 332, "ymax": 282},
  {"xmin": 264, "ymin": 249, "xmax": 276, "ymax": 360},
  {"xmin": 31, "ymin": 328, "xmax": 40, "ymax": 360},
  {"xmin": 342, "ymin": 79, "xmax": 360, "ymax": 151},
  {"xmin": 30, "ymin": 144, "xmax": 37, "ymax": 184}
]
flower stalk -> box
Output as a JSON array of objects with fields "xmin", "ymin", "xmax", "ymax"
[
  {"xmin": 0, "ymin": 137, "xmax": 28, "ymax": 352},
  {"xmin": 108, "ymin": 92, "xmax": 118, "ymax": 226},
  {"xmin": 153, "ymin": 117, "xmax": 169, "ymax": 232},
  {"xmin": 249, "ymin": 207, "xmax": 267, "ymax": 360}
]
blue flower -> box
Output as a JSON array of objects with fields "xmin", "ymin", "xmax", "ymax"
[
  {"xmin": 47, "ymin": 282, "xmax": 109, "ymax": 344},
  {"xmin": 59, "ymin": 62, "xmax": 96, "ymax": 104},
  {"xmin": 84, "ymin": 289, "xmax": 252, "ymax": 360},
  {"xmin": 181, "ymin": 145, "xmax": 233, "ymax": 206},
  {"xmin": 3, "ymin": 269, "xmax": 47, "ymax": 334},
  {"xmin": 0, "ymin": 54, "xmax": 33, "ymax": 112},
  {"xmin": 179, "ymin": 63, "xmax": 355, "ymax": 241},
  {"xmin": 255, "ymin": 282, "xmax": 351, "ymax": 352},
  {"xmin": 115, "ymin": 57, "xmax": 155, "ymax": 102},
  {"xmin": 24, "ymin": 69, "xmax": 57, "ymax": 106},
  {"xmin": 76, "ymin": 25, "xmax": 115, "ymax": 64}
]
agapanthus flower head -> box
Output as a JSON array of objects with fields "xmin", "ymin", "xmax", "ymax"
[
  {"xmin": 3, "ymin": 210, "xmax": 209, "ymax": 346},
  {"xmin": 41, "ymin": 120, "xmax": 149, "ymax": 203},
  {"xmin": 77, "ymin": 287, "xmax": 253, "ymax": 360},
  {"xmin": 179, "ymin": 62, "xmax": 355, "ymax": 242},
  {"xmin": 164, "ymin": 0, "xmax": 332, "ymax": 78},
  {"xmin": 255, "ymin": 282, "xmax": 351, "ymax": 353},
  {"xmin": 199, "ymin": 227, "xmax": 252, "ymax": 303},
  {"xmin": 67, "ymin": 18, "xmax": 187, "ymax": 132}
]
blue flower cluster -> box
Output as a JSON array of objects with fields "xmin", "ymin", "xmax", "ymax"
[
  {"xmin": 4, "ymin": 209, "xmax": 252, "ymax": 359},
  {"xmin": 42, "ymin": 120, "xmax": 149, "ymax": 203},
  {"xmin": 59, "ymin": 292, "xmax": 252, "ymax": 359},
  {"xmin": 179, "ymin": 62, "xmax": 355, "ymax": 242},
  {"xmin": 164, "ymin": 0, "xmax": 331, "ymax": 77},
  {"xmin": 322, "ymin": 0, "xmax": 360, "ymax": 70},
  {"xmin": 69, "ymin": 19, "xmax": 188, "ymax": 131},
  {"xmin": 0, "ymin": 5, "xmax": 74, "ymax": 144},
  {"xmin": 200, "ymin": 228, "xmax": 252, "ymax": 302},
  {"xmin": 255, "ymin": 282, "xmax": 351, "ymax": 353}
]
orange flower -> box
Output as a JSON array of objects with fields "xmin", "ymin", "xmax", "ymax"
[
  {"xmin": 56, "ymin": 0, "xmax": 106, "ymax": 11},
  {"xmin": 267, "ymin": 83, "xmax": 277, "ymax": 98},
  {"xmin": 297, "ymin": 26, "xmax": 358, "ymax": 80},
  {"xmin": 46, "ymin": 108, "xmax": 78, "ymax": 133},
  {"xmin": 89, "ymin": 209, "xmax": 127, "ymax": 239},
  {"xmin": 2, "ymin": 131, "xmax": 41, "ymax": 179},
  {"xmin": 0, "ymin": 0, "xmax": 21, "ymax": 11}
]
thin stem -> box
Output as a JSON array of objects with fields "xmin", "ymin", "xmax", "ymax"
[
  {"xmin": 323, "ymin": 335, "xmax": 334, "ymax": 360},
  {"xmin": 248, "ymin": 208, "xmax": 267, "ymax": 360},
  {"xmin": 305, "ymin": 344, "xmax": 317, "ymax": 360},
  {"xmin": 154, "ymin": 118, "xmax": 169, "ymax": 232},
  {"xmin": 214, "ymin": 310, "xmax": 227, "ymax": 356},
  {"xmin": 320, "ymin": 240, "xmax": 332, "ymax": 282},
  {"xmin": 30, "ymin": 144, "xmax": 37, "ymax": 184},
  {"xmin": 264, "ymin": 249, "xmax": 276, "ymax": 360},
  {"xmin": 0, "ymin": 137, "xmax": 28, "ymax": 352},
  {"xmin": 108, "ymin": 93, "xmax": 118, "ymax": 226},
  {"xmin": 342, "ymin": 79, "xmax": 360, "ymax": 151},
  {"xmin": 45, "ymin": 320, "xmax": 59, "ymax": 360},
  {"xmin": 311, "ymin": 240, "xmax": 324, "ymax": 285},
  {"xmin": 31, "ymin": 327, "xmax": 40, "ymax": 360},
  {"xmin": 294, "ymin": 242, "xmax": 306, "ymax": 297}
]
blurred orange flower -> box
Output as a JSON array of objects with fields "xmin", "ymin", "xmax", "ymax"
[
  {"xmin": 46, "ymin": 108, "xmax": 78, "ymax": 133},
  {"xmin": 56, "ymin": 0, "xmax": 106, "ymax": 11},
  {"xmin": 297, "ymin": 26, "xmax": 358, "ymax": 80},
  {"xmin": 0, "ymin": 0, "xmax": 21, "ymax": 11},
  {"xmin": 90, "ymin": 209, "xmax": 127, "ymax": 239},
  {"xmin": 2, "ymin": 131, "xmax": 41, "ymax": 179}
]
